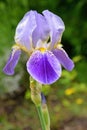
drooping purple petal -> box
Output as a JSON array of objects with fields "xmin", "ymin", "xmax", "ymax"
[
  {"xmin": 15, "ymin": 10, "xmax": 37, "ymax": 50},
  {"xmin": 32, "ymin": 12, "xmax": 50, "ymax": 47},
  {"xmin": 52, "ymin": 48, "xmax": 74, "ymax": 71},
  {"xmin": 43, "ymin": 10, "xmax": 65, "ymax": 46},
  {"xmin": 3, "ymin": 48, "xmax": 21, "ymax": 75},
  {"xmin": 26, "ymin": 50, "xmax": 61, "ymax": 84}
]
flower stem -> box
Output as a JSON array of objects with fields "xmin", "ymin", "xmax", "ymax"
[
  {"xmin": 37, "ymin": 105, "xmax": 46, "ymax": 130},
  {"xmin": 30, "ymin": 77, "xmax": 46, "ymax": 130},
  {"xmin": 42, "ymin": 104, "xmax": 50, "ymax": 130}
]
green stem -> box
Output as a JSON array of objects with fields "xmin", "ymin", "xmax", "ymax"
[
  {"xmin": 37, "ymin": 105, "xmax": 46, "ymax": 130},
  {"xmin": 30, "ymin": 77, "xmax": 47, "ymax": 130},
  {"xmin": 42, "ymin": 104, "xmax": 50, "ymax": 130}
]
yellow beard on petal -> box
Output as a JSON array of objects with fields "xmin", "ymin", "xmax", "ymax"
[
  {"xmin": 39, "ymin": 47, "xmax": 47, "ymax": 53},
  {"xmin": 54, "ymin": 43, "xmax": 63, "ymax": 49},
  {"xmin": 13, "ymin": 43, "xmax": 30, "ymax": 55}
]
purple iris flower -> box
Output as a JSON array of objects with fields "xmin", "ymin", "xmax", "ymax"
[{"xmin": 3, "ymin": 10, "xmax": 74, "ymax": 85}]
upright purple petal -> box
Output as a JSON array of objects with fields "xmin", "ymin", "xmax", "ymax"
[
  {"xmin": 43, "ymin": 10, "xmax": 65, "ymax": 46},
  {"xmin": 3, "ymin": 48, "xmax": 21, "ymax": 75},
  {"xmin": 26, "ymin": 50, "xmax": 61, "ymax": 84},
  {"xmin": 32, "ymin": 12, "xmax": 50, "ymax": 47},
  {"xmin": 15, "ymin": 10, "xmax": 37, "ymax": 50},
  {"xmin": 52, "ymin": 48, "xmax": 74, "ymax": 71}
]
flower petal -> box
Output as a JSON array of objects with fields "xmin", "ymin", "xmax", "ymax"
[
  {"xmin": 32, "ymin": 12, "xmax": 50, "ymax": 47},
  {"xmin": 52, "ymin": 48, "xmax": 74, "ymax": 71},
  {"xmin": 3, "ymin": 48, "xmax": 21, "ymax": 75},
  {"xmin": 15, "ymin": 10, "xmax": 37, "ymax": 50},
  {"xmin": 26, "ymin": 50, "xmax": 61, "ymax": 84},
  {"xmin": 43, "ymin": 10, "xmax": 65, "ymax": 46}
]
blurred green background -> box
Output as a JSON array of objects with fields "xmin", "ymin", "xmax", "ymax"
[{"xmin": 0, "ymin": 0, "xmax": 87, "ymax": 130}]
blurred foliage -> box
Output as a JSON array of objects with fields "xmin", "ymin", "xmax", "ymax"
[{"xmin": 0, "ymin": 0, "xmax": 87, "ymax": 129}]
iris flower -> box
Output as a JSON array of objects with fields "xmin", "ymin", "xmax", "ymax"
[{"xmin": 3, "ymin": 10, "xmax": 74, "ymax": 85}]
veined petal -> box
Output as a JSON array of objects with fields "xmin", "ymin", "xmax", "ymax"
[
  {"xmin": 43, "ymin": 10, "xmax": 65, "ymax": 46},
  {"xmin": 32, "ymin": 12, "xmax": 50, "ymax": 47},
  {"xmin": 3, "ymin": 48, "xmax": 21, "ymax": 75},
  {"xmin": 26, "ymin": 50, "xmax": 61, "ymax": 84},
  {"xmin": 15, "ymin": 10, "xmax": 37, "ymax": 50},
  {"xmin": 52, "ymin": 48, "xmax": 74, "ymax": 71}
]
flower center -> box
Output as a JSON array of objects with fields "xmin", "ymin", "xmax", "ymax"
[{"xmin": 39, "ymin": 47, "xmax": 46, "ymax": 53}]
